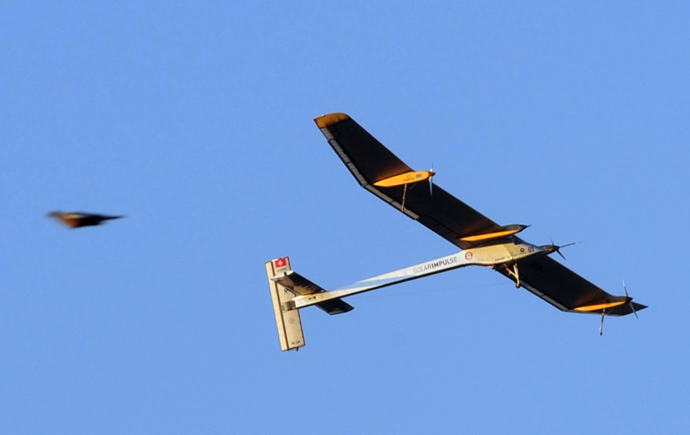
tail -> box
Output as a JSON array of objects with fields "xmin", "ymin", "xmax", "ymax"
[
  {"xmin": 265, "ymin": 257, "xmax": 305, "ymax": 352},
  {"xmin": 265, "ymin": 257, "xmax": 354, "ymax": 352}
]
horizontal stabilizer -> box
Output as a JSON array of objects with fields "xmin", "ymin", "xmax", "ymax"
[
  {"xmin": 314, "ymin": 298, "xmax": 354, "ymax": 315},
  {"xmin": 272, "ymin": 270, "xmax": 354, "ymax": 315}
]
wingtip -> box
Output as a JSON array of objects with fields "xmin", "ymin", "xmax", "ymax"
[{"xmin": 314, "ymin": 113, "xmax": 350, "ymax": 128}]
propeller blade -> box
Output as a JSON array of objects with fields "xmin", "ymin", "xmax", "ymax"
[
  {"xmin": 549, "ymin": 238, "xmax": 567, "ymax": 260},
  {"xmin": 623, "ymin": 280, "xmax": 639, "ymax": 319},
  {"xmin": 550, "ymin": 239, "xmax": 577, "ymax": 261}
]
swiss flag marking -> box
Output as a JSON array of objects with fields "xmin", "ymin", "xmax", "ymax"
[{"xmin": 275, "ymin": 258, "xmax": 287, "ymax": 268}]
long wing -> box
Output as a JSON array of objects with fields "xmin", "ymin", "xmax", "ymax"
[
  {"xmin": 315, "ymin": 113, "xmax": 503, "ymax": 250},
  {"xmin": 315, "ymin": 113, "xmax": 646, "ymax": 316},
  {"xmin": 496, "ymin": 256, "xmax": 646, "ymax": 315}
]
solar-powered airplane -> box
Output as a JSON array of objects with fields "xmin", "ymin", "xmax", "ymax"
[{"xmin": 265, "ymin": 113, "xmax": 646, "ymax": 351}]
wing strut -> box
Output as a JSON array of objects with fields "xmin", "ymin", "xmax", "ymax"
[
  {"xmin": 401, "ymin": 183, "xmax": 408, "ymax": 212},
  {"xmin": 504, "ymin": 264, "xmax": 521, "ymax": 288}
]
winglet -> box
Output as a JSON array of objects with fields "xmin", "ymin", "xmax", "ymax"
[{"xmin": 315, "ymin": 113, "xmax": 350, "ymax": 128}]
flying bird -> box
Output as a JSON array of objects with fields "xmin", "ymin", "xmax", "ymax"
[{"xmin": 47, "ymin": 211, "xmax": 124, "ymax": 228}]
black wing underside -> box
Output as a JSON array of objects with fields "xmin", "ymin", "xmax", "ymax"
[
  {"xmin": 496, "ymin": 255, "xmax": 646, "ymax": 315},
  {"xmin": 315, "ymin": 113, "xmax": 646, "ymax": 317},
  {"xmin": 315, "ymin": 113, "xmax": 503, "ymax": 250}
]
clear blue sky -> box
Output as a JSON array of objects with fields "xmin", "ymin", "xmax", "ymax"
[{"xmin": 2, "ymin": 1, "xmax": 689, "ymax": 433}]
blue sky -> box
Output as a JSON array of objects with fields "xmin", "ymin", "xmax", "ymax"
[{"xmin": 2, "ymin": 1, "xmax": 689, "ymax": 433}]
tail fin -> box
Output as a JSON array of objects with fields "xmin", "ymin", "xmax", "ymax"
[{"xmin": 265, "ymin": 257, "xmax": 305, "ymax": 351}]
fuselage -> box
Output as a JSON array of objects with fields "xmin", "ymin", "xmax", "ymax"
[{"xmin": 291, "ymin": 241, "xmax": 556, "ymax": 310}]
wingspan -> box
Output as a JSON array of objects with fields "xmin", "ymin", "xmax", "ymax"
[{"xmin": 315, "ymin": 113, "xmax": 646, "ymax": 317}]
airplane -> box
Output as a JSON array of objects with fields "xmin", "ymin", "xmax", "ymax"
[
  {"xmin": 265, "ymin": 113, "xmax": 646, "ymax": 351},
  {"xmin": 47, "ymin": 211, "xmax": 124, "ymax": 228}
]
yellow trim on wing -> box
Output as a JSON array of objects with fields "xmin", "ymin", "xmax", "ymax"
[
  {"xmin": 573, "ymin": 300, "xmax": 627, "ymax": 312},
  {"xmin": 373, "ymin": 171, "xmax": 433, "ymax": 188},
  {"xmin": 460, "ymin": 228, "xmax": 522, "ymax": 242},
  {"xmin": 315, "ymin": 113, "xmax": 350, "ymax": 128}
]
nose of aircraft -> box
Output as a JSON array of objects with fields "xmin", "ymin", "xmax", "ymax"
[
  {"xmin": 539, "ymin": 244, "xmax": 568, "ymax": 260},
  {"xmin": 540, "ymin": 244, "xmax": 558, "ymax": 254}
]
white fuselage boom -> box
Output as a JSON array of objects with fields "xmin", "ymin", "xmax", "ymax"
[{"xmin": 290, "ymin": 241, "xmax": 550, "ymax": 310}]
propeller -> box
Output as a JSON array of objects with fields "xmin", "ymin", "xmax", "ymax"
[
  {"xmin": 550, "ymin": 239, "xmax": 577, "ymax": 261},
  {"xmin": 600, "ymin": 280, "xmax": 638, "ymax": 336},
  {"xmin": 623, "ymin": 280, "xmax": 639, "ymax": 319},
  {"xmin": 428, "ymin": 164, "xmax": 435, "ymax": 196}
]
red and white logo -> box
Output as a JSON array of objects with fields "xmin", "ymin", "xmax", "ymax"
[
  {"xmin": 465, "ymin": 251, "xmax": 473, "ymax": 260},
  {"xmin": 275, "ymin": 257, "xmax": 287, "ymax": 268}
]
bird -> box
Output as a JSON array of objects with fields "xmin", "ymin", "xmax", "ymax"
[{"xmin": 47, "ymin": 211, "xmax": 124, "ymax": 228}]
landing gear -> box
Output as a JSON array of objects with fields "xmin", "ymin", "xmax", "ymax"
[
  {"xmin": 505, "ymin": 264, "xmax": 521, "ymax": 288},
  {"xmin": 599, "ymin": 309, "xmax": 606, "ymax": 336},
  {"xmin": 401, "ymin": 183, "xmax": 408, "ymax": 212}
]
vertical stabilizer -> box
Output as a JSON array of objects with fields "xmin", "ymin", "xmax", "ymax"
[{"xmin": 265, "ymin": 257, "xmax": 305, "ymax": 351}]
